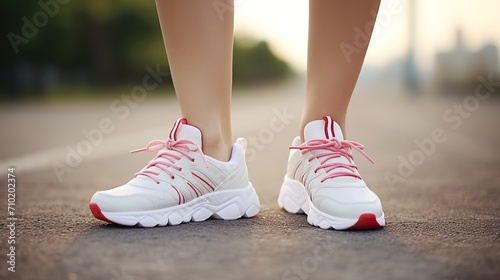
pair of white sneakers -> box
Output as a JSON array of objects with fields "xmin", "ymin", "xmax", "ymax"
[{"xmin": 90, "ymin": 116, "xmax": 385, "ymax": 230}]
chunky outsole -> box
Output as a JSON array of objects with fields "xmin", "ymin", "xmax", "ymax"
[
  {"xmin": 89, "ymin": 183, "xmax": 260, "ymax": 227},
  {"xmin": 278, "ymin": 177, "xmax": 385, "ymax": 230}
]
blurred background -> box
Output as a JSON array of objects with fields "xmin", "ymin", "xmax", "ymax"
[{"xmin": 2, "ymin": 0, "xmax": 499, "ymax": 101}]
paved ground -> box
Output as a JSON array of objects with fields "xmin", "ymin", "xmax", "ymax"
[{"xmin": 0, "ymin": 80, "xmax": 499, "ymax": 280}]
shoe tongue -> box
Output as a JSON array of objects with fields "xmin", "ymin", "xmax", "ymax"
[
  {"xmin": 168, "ymin": 118, "xmax": 203, "ymax": 148},
  {"xmin": 303, "ymin": 116, "xmax": 356, "ymax": 179},
  {"xmin": 134, "ymin": 118, "xmax": 203, "ymax": 182},
  {"xmin": 304, "ymin": 116, "xmax": 344, "ymax": 142}
]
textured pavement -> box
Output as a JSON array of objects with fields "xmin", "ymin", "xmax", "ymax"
[{"xmin": 0, "ymin": 80, "xmax": 499, "ymax": 280}]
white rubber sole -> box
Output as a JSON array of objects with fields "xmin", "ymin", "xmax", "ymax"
[
  {"xmin": 278, "ymin": 176, "xmax": 385, "ymax": 230},
  {"xmin": 91, "ymin": 183, "xmax": 260, "ymax": 227}
]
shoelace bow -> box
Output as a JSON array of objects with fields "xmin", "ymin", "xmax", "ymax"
[
  {"xmin": 290, "ymin": 138, "xmax": 374, "ymax": 182},
  {"xmin": 130, "ymin": 139, "xmax": 208, "ymax": 184}
]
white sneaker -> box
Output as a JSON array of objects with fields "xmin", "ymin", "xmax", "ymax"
[
  {"xmin": 90, "ymin": 118, "xmax": 260, "ymax": 227},
  {"xmin": 278, "ymin": 116, "xmax": 385, "ymax": 230}
]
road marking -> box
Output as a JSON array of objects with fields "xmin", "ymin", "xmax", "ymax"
[
  {"xmin": 0, "ymin": 126, "xmax": 166, "ymax": 175},
  {"xmin": 0, "ymin": 111, "xmax": 288, "ymax": 176}
]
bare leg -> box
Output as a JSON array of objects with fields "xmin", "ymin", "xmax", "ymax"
[
  {"xmin": 301, "ymin": 0, "xmax": 381, "ymax": 140},
  {"xmin": 156, "ymin": 0, "xmax": 234, "ymax": 161}
]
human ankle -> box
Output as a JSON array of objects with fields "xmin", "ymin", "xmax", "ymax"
[
  {"xmin": 184, "ymin": 118, "xmax": 232, "ymax": 161},
  {"xmin": 202, "ymin": 138, "xmax": 232, "ymax": 162}
]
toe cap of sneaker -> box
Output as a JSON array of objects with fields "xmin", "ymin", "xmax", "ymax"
[
  {"xmin": 90, "ymin": 185, "xmax": 178, "ymax": 212},
  {"xmin": 313, "ymin": 188, "xmax": 384, "ymax": 219}
]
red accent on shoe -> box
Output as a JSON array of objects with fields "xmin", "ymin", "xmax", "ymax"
[
  {"xmin": 330, "ymin": 117, "xmax": 335, "ymax": 138},
  {"xmin": 192, "ymin": 172, "xmax": 215, "ymax": 191},
  {"xmin": 89, "ymin": 202, "xmax": 112, "ymax": 223},
  {"xmin": 323, "ymin": 116, "xmax": 329, "ymax": 139},
  {"xmin": 293, "ymin": 160, "xmax": 303, "ymax": 179},
  {"xmin": 322, "ymin": 116, "xmax": 335, "ymax": 139},
  {"xmin": 169, "ymin": 118, "xmax": 188, "ymax": 141},
  {"xmin": 186, "ymin": 182, "xmax": 200, "ymax": 197},
  {"xmin": 349, "ymin": 213, "xmax": 382, "ymax": 230},
  {"xmin": 172, "ymin": 185, "xmax": 183, "ymax": 204}
]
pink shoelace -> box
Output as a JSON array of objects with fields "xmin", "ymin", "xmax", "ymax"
[
  {"xmin": 290, "ymin": 138, "xmax": 374, "ymax": 182},
  {"xmin": 130, "ymin": 139, "xmax": 208, "ymax": 184}
]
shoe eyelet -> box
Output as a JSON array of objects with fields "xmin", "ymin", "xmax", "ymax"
[
  {"xmin": 191, "ymin": 159, "xmax": 195, "ymax": 162},
  {"xmin": 156, "ymin": 182, "xmax": 160, "ymax": 185},
  {"xmin": 171, "ymin": 176, "xmax": 175, "ymax": 180}
]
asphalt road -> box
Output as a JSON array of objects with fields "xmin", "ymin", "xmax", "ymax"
[{"xmin": 0, "ymin": 81, "xmax": 499, "ymax": 280}]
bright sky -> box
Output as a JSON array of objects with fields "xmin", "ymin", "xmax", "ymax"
[{"xmin": 234, "ymin": 0, "xmax": 500, "ymax": 73}]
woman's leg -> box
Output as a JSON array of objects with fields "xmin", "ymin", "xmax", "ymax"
[
  {"xmin": 156, "ymin": 0, "xmax": 234, "ymax": 161},
  {"xmin": 301, "ymin": 0, "xmax": 381, "ymax": 140},
  {"xmin": 279, "ymin": 1, "xmax": 385, "ymax": 231}
]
